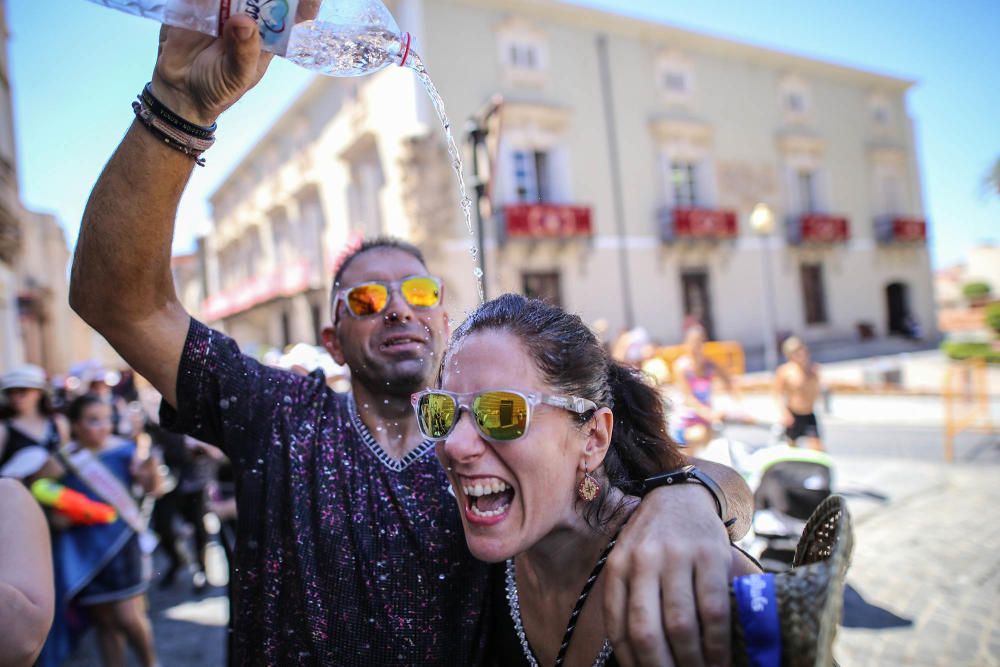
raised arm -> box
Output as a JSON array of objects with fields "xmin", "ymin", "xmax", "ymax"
[{"xmin": 69, "ymin": 17, "xmax": 273, "ymax": 408}]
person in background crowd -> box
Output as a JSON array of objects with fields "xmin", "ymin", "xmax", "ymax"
[
  {"xmin": 0, "ymin": 364, "xmax": 70, "ymax": 468},
  {"xmin": 1, "ymin": 445, "xmax": 119, "ymax": 527},
  {"xmin": 40, "ymin": 395, "xmax": 161, "ymax": 667},
  {"xmin": 148, "ymin": 420, "xmax": 224, "ymax": 592},
  {"xmin": 671, "ymin": 325, "xmax": 740, "ymax": 454},
  {"xmin": 207, "ymin": 455, "xmax": 239, "ymax": 667},
  {"xmin": 85, "ymin": 369, "xmax": 136, "ymax": 438},
  {"xmin": 774, "ymin": 336, "xmax": 825, "ymax": 451},
  {"xmin": 0, "ymin": 477, "xmax": 55, "ymax": 667}
]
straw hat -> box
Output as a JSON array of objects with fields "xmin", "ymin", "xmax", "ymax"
[
  {"xmin": 732, "ymin": 495, "xmax": 854, "ymax": 667},
  {"xmin": 0, "ymin": 364, "xmax": 47, "ymax": 391}
]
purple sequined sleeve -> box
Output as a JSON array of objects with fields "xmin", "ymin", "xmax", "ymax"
[{"xmin": 159, "ymin": 318, "xmax": 325, "ymax": 467}]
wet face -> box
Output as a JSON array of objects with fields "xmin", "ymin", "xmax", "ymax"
[
  {"xmin": 322, "ymin": 248, "xmax": 448, "ymax": 398},
  {"xmin": 436, "ymin": 330, "xmax": 595, "ymax": 563},
  {"xmin": 73, "ymin": 402, "xmax": 113, "ymax": 449},
  {"xmin": 4, "ymin": 387, "xmax": 42, "ymax": 414}
]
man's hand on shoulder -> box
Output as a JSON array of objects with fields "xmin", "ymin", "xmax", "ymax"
[{"xmin": 603, "ymin": 484, "xmax": 732, "ymax": 667}]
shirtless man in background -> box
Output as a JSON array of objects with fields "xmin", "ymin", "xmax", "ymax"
[{"xmin": 773, "ymin": 337, "xmax": 824, "ymax": 451}]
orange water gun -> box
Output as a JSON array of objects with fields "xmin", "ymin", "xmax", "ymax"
[{"xmin": 30, "ymin": 478, "xmax": 118, "ymax": 525}]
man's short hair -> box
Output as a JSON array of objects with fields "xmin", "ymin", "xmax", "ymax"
[
  {"xmin": 330, "ymin": 236, "xmax": 427, "ymax": 305},
  {"xmin": 782, "ymin": 335, "xmax": 805, "ymax": 359}
]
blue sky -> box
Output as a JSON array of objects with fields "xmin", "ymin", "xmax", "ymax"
[{"xmin": 8, "ymin": 0, "xmax": 999, "ymax": 268}]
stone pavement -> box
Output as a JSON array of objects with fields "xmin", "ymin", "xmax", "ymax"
[
  {"xmin": 833, "ymin": 457, "xmax": 1000, "ymax": 666},
  {"xmin": 64, "ymin": 551, "xmax": 228, "ymax": 666}
]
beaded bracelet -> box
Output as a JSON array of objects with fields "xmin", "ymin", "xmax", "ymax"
[
  {"xmin": 132, "ymin": 83, "xmax": 216, "ymax": 166},
  {"xmin": 140, "ymin": 83, "xmax": 217, "ymax": 139}
]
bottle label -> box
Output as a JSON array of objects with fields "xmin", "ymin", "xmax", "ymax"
[
  {"xmin": 220, "ymin": 0, "xmax": 300, "ymax": 56},
  {"xmin": 732, "ymin": 573, "xmax": 782, "ymax": 667}
]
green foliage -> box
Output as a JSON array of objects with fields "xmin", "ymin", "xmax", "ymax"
[
  {"xmin": 986, "ymin": 302, "xmax": 1000, "ymax": 335},
  {"xmin": 962, "ymin": 281, "xmax": 991, "ymax": 300},
  {"xmin": 941, "ymin": 341, "xmax": 1000, "ymax": 364}
]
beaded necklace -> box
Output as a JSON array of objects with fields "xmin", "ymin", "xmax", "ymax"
[{"xmin": 504, "ymin": 523, "xmax": 624, "ymax": 666}]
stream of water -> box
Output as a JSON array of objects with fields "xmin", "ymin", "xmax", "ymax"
[{"xmin": 407, "ymin": 53, "xmax": 485, "ymax": 304}]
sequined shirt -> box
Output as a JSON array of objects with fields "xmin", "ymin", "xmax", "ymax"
[{"xmin": 160, "ymin": 320, "xmax": 491, "ymax": 665}]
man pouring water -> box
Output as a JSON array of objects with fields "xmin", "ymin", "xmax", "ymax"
[{"xmin": 70, "ymin": 9, "xmax": 755, "ymax": 666}]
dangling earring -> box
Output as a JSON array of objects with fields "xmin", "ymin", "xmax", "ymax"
[{"xmin": 577, "ymin": 462, "xmax": 601, "ymax": 502}]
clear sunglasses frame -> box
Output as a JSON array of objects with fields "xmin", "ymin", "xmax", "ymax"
[{"xmin": 411, "ymin": 388, "xmax": 599, "ymax": 442}]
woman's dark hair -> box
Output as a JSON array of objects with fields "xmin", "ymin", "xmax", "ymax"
[
  {"xmin": 0, "ymin": 388, "xmax": 56, "ymax": 419},
  {"xmin": 444, "ymin": 293, "xmax": 685, "ymax": 528},
  {"xmin": 67, "ymin": 394, "xmax": 105, "ymax": 424}
]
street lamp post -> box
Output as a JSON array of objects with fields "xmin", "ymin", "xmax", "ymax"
[
  {"xmin": 465, "ymin": 97, "xmax": 503, "ymax": 302},
  {"xmin": 466, "ymin": 121, "xmax": 488, "ymax": 300},
  {"xmin": 750, "ymin": 202, "xmax": 779, "ymax": 372}
]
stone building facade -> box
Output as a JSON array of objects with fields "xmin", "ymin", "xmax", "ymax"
[{"xmin": 197, "ymin": 0, "xmax": 936, "ymax": 353}]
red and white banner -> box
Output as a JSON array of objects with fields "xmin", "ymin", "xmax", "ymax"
[{"xmin": 504, "ymin": 204, "xmax": 593, "ymax": 239}]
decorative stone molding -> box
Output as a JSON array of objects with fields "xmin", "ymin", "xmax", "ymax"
[
  {"xmin": 501, "ymin": 100, "xmax": 572, "ymax": 134},
  {"xmin": 0, "ymin": 199, "xmax": 20, "ymax": 264},
  {"xmin": 776, "ymin": 130, "xmax": 825, "ymax": 157},
  {"xmin": 866, "ymin": 143, "xmax": 906, "ymax": 165},
  {"xmin": 649, "ymin": 115, "xmax": 712, "ymax": 146},
  {"xmin": 397, "ymin": 132, "xmax": 456, "ymax": 250}
]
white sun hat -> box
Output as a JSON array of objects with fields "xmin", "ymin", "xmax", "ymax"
[{"xmin": 0, "ymin": 364, "xmax": 47, "ymax": 392}]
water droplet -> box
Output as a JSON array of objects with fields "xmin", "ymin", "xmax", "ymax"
[
  {"xmin": 473, "ymin": 268, "xmax": 484, "ymax": 278},
  {"xmin": 219, "ymin": 398, "xmax": 230, "ymax": 409},
  {"xmin": 383, "ymin": 399, "xmax": 389, "ymax": 405}
]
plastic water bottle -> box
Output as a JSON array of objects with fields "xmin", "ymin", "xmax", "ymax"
[{"xmin": 85, "ymin": 0, "xmax": 413, "ymax": 77}]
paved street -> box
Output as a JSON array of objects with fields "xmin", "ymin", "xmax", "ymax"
[
  {"xmin": 60, "ymin": 418, "xmax": 998, "ymax": 666},
  {"xmin": 834, "ymin": 453, "xmax": 1000, "ymax": 666},
  {"xmin": 64, "ymin": 553, "xmax": 229, "ymax": 667},
  {"xmin": 731, "ymin": 416, "xmax": 1000, "ymax": 665}
]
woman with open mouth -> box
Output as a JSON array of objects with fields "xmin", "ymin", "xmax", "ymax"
[{"xmin": 413, "ymin": 294, "xmax": 760, "ymax": 666}]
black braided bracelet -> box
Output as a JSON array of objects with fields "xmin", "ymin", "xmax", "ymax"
[
  {"xmin": 132, "ymin": 82, "xmax": 217, "ymax": 166},
  {"xmin": 140, "ymin": 82, "xmax": 217, "ymax": 140},
  {"xmin": 132, "ymin": 104, "xmax": 208, "ymax": 166}
]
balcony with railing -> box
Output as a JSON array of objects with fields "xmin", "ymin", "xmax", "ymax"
[
  {"xmin": 657, "ymin": 206, "xmax": 738, "ymax": 243},
  {"xmin": 497, "ymin": 203, "xmax": 592, "ymax": 243},
  {"xmin": 875, "ymin": 215, "xmax": 927, "ymax": 244},
  {"xmin": 786, "ymin": 213, "xmax": 851, "ymax": 245}
]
